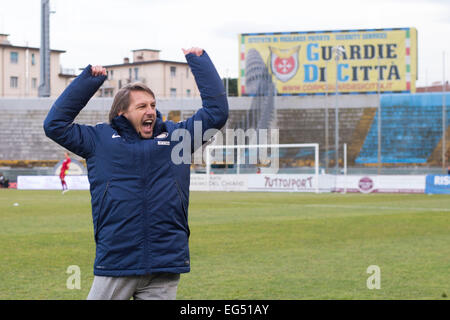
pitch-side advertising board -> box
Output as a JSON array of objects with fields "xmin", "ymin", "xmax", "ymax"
[{"xmin": 18, "ymin": 174, "xmax": 426, "ymax": 193}]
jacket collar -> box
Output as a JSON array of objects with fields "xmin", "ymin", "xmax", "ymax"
[{"xmin": 110, "ymin": 110, "xmax": 165, "ymax": 142}]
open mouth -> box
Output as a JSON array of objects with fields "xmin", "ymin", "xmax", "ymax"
[{"xmin": 141, "ymin": 119, "xmax": 154, "ymax": 135}]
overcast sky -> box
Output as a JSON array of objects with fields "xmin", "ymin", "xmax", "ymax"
[{"xmin": 1, "ymin": 0, "xmax": 450, "ymax": 86}]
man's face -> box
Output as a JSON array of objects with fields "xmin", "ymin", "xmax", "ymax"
[{"xmin": 120, "ymin": 90, "xmax": 156, "ymax": 139}]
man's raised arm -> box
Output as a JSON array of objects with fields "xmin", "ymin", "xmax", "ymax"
[
  {"xmin": 179, "ymin": 48, "xmax": 229, "ymax": 149},
  {"xmin": 43, "ymin": 65, "xmax": 107, "ymax": 159}
]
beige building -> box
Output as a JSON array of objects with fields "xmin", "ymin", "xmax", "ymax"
[
  {"xmin": 0, "ymin": 33, "xmax": 75, "ymax": 97},
  {"xmin": 100, "ymin": 49, "xmax": 200, "ymax": 98}
]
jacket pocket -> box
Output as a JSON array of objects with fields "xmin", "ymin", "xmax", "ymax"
[
  {"xmin": 174, "ymin": 180, "xmax": 190, "ymax": 237},
  {"xmin": 95, "ymin": 180, "xmax": 109, "ymax": 242}
]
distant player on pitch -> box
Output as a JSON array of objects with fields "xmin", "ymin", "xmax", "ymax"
[{"xmin": 60, "ymin": 152, "xmax": 71, "ymax": 194}]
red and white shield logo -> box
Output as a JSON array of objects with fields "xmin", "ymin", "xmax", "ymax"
[{"xmin": 270, "ymin": 46, "xmax": 300, "ymax": 82}]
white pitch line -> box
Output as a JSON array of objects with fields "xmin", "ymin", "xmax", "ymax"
[
  {"xmin": 229, "ymin": 201, "xmax": 450, "ymax": 212},
  {"xmin": 304, "ymin": 204, "xmax": 450, "ymax": 212}
]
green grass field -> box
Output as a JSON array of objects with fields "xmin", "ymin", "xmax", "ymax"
[{"xmin": 0, "ymin": 189, "xmax": 449, "ymax": 300}]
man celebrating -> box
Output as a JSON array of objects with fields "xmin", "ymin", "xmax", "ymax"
[
  {"xmin": 43, "ymin": 48, "xmax": 228, "ymax": 299},
  {"xmin": 60, "ymin": 152, "xmax": 71, "ymax": 194}
]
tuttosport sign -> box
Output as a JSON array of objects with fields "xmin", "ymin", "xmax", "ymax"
[
  {"xmin": 239, "ymin": 27, "xmax": 418, "ymax": 95},
  {"xmin": 247, "ymin": 174, "xmax": 317, "ymax": 192}
]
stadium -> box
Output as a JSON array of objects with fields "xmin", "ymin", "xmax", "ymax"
[{"xmin": 0, "ymin": 2, "xmax": 449, "ymax": 302}]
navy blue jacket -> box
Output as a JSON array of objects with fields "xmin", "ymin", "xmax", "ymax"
[{"xmin": 43, "ymin": 52, "xmax": 228, "ymax": 276}]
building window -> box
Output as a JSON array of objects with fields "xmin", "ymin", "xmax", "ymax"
[
  {"xmin": 186, "ymin": 67, "xmax": 189, "ymax": 78},
  {"xmin": 128, "ymin": 68, "xmax": 132, "ymax": 81},
  {"xmin": 10, "ymin": 52, "xmax": 18, "ymax": 64},
  {"xmin": 108, "ymin": 70, "xmax": 114, "ymax": 80},
  {"xmin": 134, "ymin": 67, "xmax": 139, "ymax": 80},
  {"xmin": 186, "ymin": 89, "xmax": 191, "ymax": 97},
  {"xmin": 32, "ymin": 78, "xmax": 37, "ymax": 89},
  {"xmin": 31, "ymin": 53, "xmax": 36, "ymax": 66},
  {"xmin": 170, "ymin": 66, "xmax": 176, "ymax": 77},
  {"xmin": 102, "ymin": 88, "xmax": 114, "ymax": 97},
  {"xmin": 10, "ymin": 76, "xmax": 18, "ymax": 88},
  {"xmin": 118, "ymin": 80, "xmax": 122, "ymax": 89},
  {"xmin": 170, "ymin": 88, "xmax": 177, "ymax": 98}
]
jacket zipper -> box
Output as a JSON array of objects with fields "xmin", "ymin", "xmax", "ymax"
[
  {"xmin": 143, "ymin": 144, "xmax": 150, "ymax": 273},
  {"xmin": 174, "ymin": 180, "xmax": 190, "ymax": 237}
]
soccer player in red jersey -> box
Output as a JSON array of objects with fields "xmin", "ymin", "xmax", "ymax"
[{"xmin": 60, "ymin": 152, "xmax": 71, "ymax": 193}]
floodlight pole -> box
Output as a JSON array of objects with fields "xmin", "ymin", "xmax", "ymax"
[
  {"xmin": 333, "ymin": 46, "xmax": 344, "ymax": 175},
  {"xmin": 38, "ymin": 0, "xmax": 51, "ymax": 97}
]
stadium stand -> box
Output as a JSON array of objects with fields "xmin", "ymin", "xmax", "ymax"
[
  {"xmin": 0, "ymin": 104, "xmax": 108, "ymax": 160},
  {"xmin": 0, "ymin": 92, "xmax": 448, "ymax": 180},
  {"xmin": 276, "ymin": 107, "xmax": 372, "ymax": 166},
  {"xmin": 428, "ymin": 126, "xmax": 450, "ymax": 165},
  {"xmin": 356, "ymin": 93, "xmax": 450, "ymax": 165}
]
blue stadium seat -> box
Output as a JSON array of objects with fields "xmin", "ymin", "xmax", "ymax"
[{"xmin": 356, "ymin": 92, "xmax": 450, "ymax": 164}]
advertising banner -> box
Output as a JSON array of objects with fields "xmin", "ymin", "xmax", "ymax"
[
  {"xmin": 247, "ymin": 174, "xmax": 318, "ymax": 192},
  {"xmin": 333, "ymin": 175, "xmax": 425, "ymax": 193},
  {"xmin": 17, "ymin": 175, "xmax": 90, "ymax": 190},
  {"xmin": 189, "ymin": 174, "xmax": 248, "ymax": 191},
  {"xmin": 189, "ymin": 174, "xmax": 318, "ymax": 192},
  {"xmin": 17, "ymin": 174, "xmax": 426, "ymax": 193},
  {"xmin": 425, "ymin": 175, "xmax": 450, "ymax": 194},
  {"xmin": 239, "ymin": 28, "xmax": 417, "ymax": 95}
]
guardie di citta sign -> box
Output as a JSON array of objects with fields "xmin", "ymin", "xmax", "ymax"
[{"xmin": 238, "ymin": 28, "xmax": 417, "ymax": 96}]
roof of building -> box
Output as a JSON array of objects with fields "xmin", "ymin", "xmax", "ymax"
[
  {"xmin": 132, "ymin": 48, "xmax": 161, "ymax": 52},
  {"xmin": 0, "ymin": 43, "xmax": 66, "ymax": 53},
  {"xmin": 103, "ymin": 59, "xmax": 188, "ymax": 68},
  {"xmin": 58, "ymin": 72, "xmax": 77, "ymax": 78}
]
